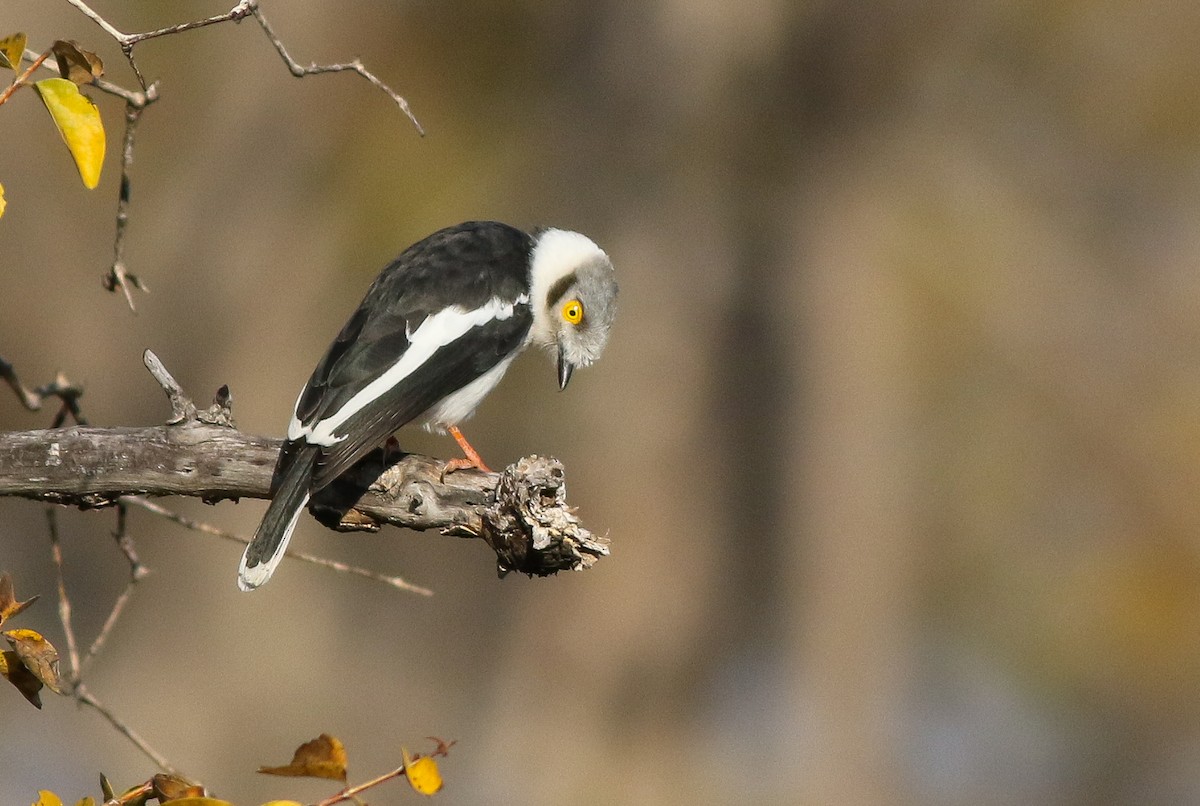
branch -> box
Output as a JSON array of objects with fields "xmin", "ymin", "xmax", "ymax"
[
  {"xmin": 63, "ymin": 0, "xmax": 423, "ymax": 132},
  {"xmin": 18, "ymin": 0, "xmax": 422, "ymax": 310},
  {"xmin": 0, "ymin": 356, "xmax": 87, "ymax": 426},
  {"xmin": 0, "ymin": 351, "xmax": 609, "ymax": 576}
]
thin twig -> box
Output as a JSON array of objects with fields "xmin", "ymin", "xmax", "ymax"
[
  {"xmin": 121, "ymin": 0, "xmax": 255, "ymax": 47},
  {"xmin": 102, "ymin": 101, "xmax": 150, "ymax": 311},
  {"xmin": 74, "ymin": 684, "xmax": 179, "ymax": 775},
  {"xmin": 46, "ymin": 507, "xmax": 82, "ymax": 686},
  {"xmin": 23, "ymin": 0, "xmax": 422, "ymax": 310},
  {"xmin": 314, "ymin": 765, "xmax": 407, "ymax": 806},
  {"xmin": 61, "ymin": 0, "xmax": 128, "ymax": 44},
  {"xmin": 81, "ymin": 504, "xmax": 147, "ymax": 676},
  {"xmin": 64, "ymin": 0, "xmax": 422, "ymax": 132},
  {"xmin": 122, "ymin": 495, "xmax": 435, "ymax": 596},
  {"xmin": 0, "ymin": 49, "xmax": 49, "ymax": 107},
  {"xmin": 250, "ymin": 3, "xmax": 424, "ymax": 134},
  {"xmin": 142, "ymin": 349, "xmax": 195, "ymax": 424},
  {"xmin": 20, "ymin": 45, "xmax": 157, "ymax": 309},
  {"xmin": 313, "ymin": 740, "xmax": 455, "ymax": 805},
  {"xmin": 0, "ymin": 357, "xmax": 88, "ymax": 426}
]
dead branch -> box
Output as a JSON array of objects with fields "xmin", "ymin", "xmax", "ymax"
[{"xmin": 0, "ymin": 351, "xmax": 608, "ymax": 576}]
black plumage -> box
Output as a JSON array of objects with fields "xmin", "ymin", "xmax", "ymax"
[
  {"xmin": 239, "ymin": 219, "xmax": 619, "ymax": 590},
  {"xmin": 241, "ymin": 222, "xmax": 535, "ymax": 588}
]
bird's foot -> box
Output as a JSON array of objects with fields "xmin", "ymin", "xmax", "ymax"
[
  {"xmin": 441, "ymin": 425, "xmax": 492, "ymax": 481},
  {"xmin": 440, "ymin": 455, "xmax": 491, "ymax": 481}
]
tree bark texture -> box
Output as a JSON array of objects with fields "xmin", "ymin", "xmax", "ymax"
[{"xmin": 0, "ymin": 422, "xmax": 608, "ymax": 577}]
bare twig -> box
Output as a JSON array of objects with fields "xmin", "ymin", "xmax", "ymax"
[
  {"xmin": 249, "ymin": 3, "xmax": 424, "ymax": 134},
  {"xmin": 63, "ymin": 0, "xmax": 422, "ymax": 132},
  {"xmin": 19, "ymin": 0, "xmax": 421, "ymax": 309},
  {"xmin": 46, "ymin": 490, "xmax": 170, "ymax": 771},
  {"xmin": 74, "ymin": 684, "xmax": 179, "ymax": 774},
  {"xmin": 102, "ymin": 101, "xmax": 152, "ymax": 311},
  {"xmin": 16, "ymin": 47, "xmax": 159, "ymax": 309},
  {"xmin": 0, "ymin": 49, "xmax": 49, "ymax": 107},
  {"xmin": 143, "ymin": 349, "xmax": 196, "ymax": 424},
  {"xmin": 0, "ymin": 356, "xmax": 88, "ymax": 426},
  {"xmin": 80, "ymin": 503, "xmax": 147, "ymax": 676},
  {"xmin": 63, "ymin": 0, "xmax": 254, "ymax": 90},
  {"xmin": 46, "ymin": 507, "xmax": 82, "ymax": 686},
  {"xmin": 123, "ymin": 495, "xmax": 434, "ymax": 596},
  {"xmin": 313, "ymin": 740, "xmax": 455, "ymax": 806}
]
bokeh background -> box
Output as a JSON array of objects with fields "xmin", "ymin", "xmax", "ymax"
[{"xmin": 4, "ymin": 1, "xmax": 1200, "ymax": 803}]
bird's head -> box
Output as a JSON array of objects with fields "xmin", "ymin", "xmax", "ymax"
[{"xmin": 528, "ymin": 228, "xmax": 619, "ymax": 389}]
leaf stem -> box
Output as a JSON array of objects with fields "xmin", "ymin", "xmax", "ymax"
[{"xmin": 0, "ymin": 48, "xmax": 49, "ymax": 107}]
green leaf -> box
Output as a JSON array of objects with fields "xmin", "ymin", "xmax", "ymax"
[
  {"xmin": 34, "ymin": 77, "xmax": 105, "ymax": 189},
  {"xmin": 0, "ymin": 32, "xmax": 26, "ymax": 72}
]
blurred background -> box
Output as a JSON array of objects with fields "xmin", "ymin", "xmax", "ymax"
[{"xmin": 4, "ymin": 1, "xmax": 1200, "ymax": 803}]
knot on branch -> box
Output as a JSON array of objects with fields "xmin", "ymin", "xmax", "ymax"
[
  {"xmin": 481, "ymin": 456, "xmax": 609, "ymax": 577},
  {"xmin": 143, "ymin": 349, "xmax": 235, "ymax": 428}
]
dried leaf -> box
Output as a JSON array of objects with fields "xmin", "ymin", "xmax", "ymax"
[
  {"xmin": 0, "ymin": 32, "xmax": 25, "ymax": 72},
  {"xmin": 402, "ymin": 746, "xmax": 443, "ymax": 796},
  {"xmin": 114, "ymin": 782, "xmax": 152, "ymax": 806},
  {"xmin": 33, "ymin": 77, "xmax": 105, "ymax": 189},
  {"xmin": 426, "ymin": 736, "xmax": 457, "ymax": 757},
  {"xmin": 51, "ymin": 40, "xmax": 103, "ymax": 84},
  {"xmin": 3, "ymin": 627, "xmax": 63, "ymax": 694},
  {"xmin": 98, "ymin": 774, "xmax": 115, "ymax": 801},
  {"xmin": 0, "ymin": 572, "xmax": 40, "ymax": 626},
  {"xmin": 1, "ymin": 648, "xmax": 43, "ymax": 707},
  {"xmin": 258, "ymin": 734, "xmax": 348, "ymax": 782},
  {"xmin": 31, "ymin": 791, "xmax": 63, "ymax": 806},
  {"xmin": 151, "ymin": 773, "xmax": 206, "ymax": 801}
]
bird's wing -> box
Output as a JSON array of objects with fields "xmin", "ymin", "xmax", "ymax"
[
  {"xmin": 285, "ymin": 222, "xmax": 535, "ymax": 491},
  {"xmin": 308, "ymin": 303, "xmax": 531, "ymax": 488}
]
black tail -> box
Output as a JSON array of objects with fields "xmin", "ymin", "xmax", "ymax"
[{"xmin": 238, "ymin": 445, "xmax": 318, "ymax": 590}]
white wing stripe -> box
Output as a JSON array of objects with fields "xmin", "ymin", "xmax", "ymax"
[{"xmin": 294, "ymin": 295, "xmax": 527, "ymax": 447}]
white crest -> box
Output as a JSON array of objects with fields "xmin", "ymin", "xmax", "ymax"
[{"xmin": 528, "ymin": 229, "xmax": 609, "ymax": 347}]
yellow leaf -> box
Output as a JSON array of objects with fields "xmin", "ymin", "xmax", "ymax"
[
  {"xmin": 32, "ymin": 791, "xmax": 63, "ymax": 806},
  {"xmin": 74, "ymin": 798, "xmax": 95, "ymax": 806},
  {"xmin": 33, "ymin": 78, "xmax": 105, "ymax": 189},
  {"xmin": 4, "ymin": 628, "xmax": 63, "ymax": 694},
  {"xmin": 402, "ymin": 746, "xmax": 444, "ymax": 796},
  {"xmin": 153, "ymin": 800, "xmax": 233, "ymax": 806},
  {"xmin": 1, "ymin": 648, "xmax": 44, "ymax": 707},
  {"xmin": 0, "ymin": 572, "xmax": 40, "ymax": 627},
  {"xmin": 258, "ymin": 734, "xmax": 348, "ymax": 782},
  {"xmin": 0, "ymin": 32, "xmax": 26, "ymax": 71},
  {"xmin": 259, "ymin": 802, "xmax": 304, "ymax": 806},
  {"xmin": 0, "ymin": 181, "xmax": 6, "ymax": 220}
]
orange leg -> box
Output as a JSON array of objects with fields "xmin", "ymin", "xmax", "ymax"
[{"xmin": 442, "ymin": 425, "xmax": 492, "ymax": 476}]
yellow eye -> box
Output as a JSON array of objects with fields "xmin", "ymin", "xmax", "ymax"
[{"xmin": 562, "ymin": 299, "xmax": 584, "ymax": 325}]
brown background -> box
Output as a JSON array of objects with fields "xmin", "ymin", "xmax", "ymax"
[{"xmin": 4, "ymin": 2, "xmax": 1200, "ymax": 804}]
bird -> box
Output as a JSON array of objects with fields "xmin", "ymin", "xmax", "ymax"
[{"xmin": 237, "ymin": 220, "xmax": 619, "ymax": 590}]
